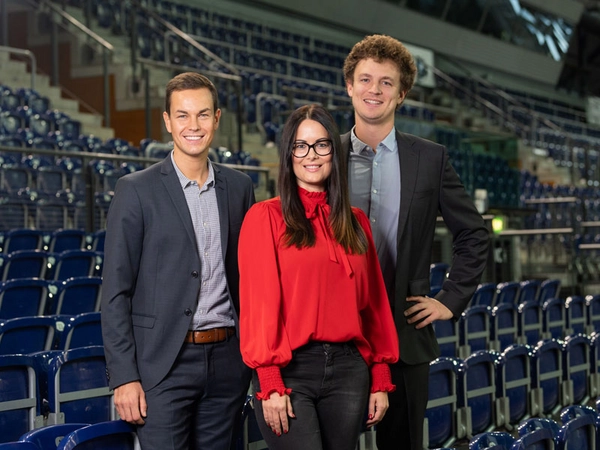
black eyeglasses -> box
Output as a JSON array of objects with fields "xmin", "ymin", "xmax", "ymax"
[{"xmin": 292, "ymin": 139, "xmax": 333, "ymax": 158}]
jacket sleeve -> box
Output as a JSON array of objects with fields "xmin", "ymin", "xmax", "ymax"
[
  {"xmin": 354, "ymin": 209, "xmax": 399, "ymax": 392},
  {"xmin": 238, "ymin": 202, "xmax": 292, "ymax": 399},
  {"xmin": 100, "ymin": 176, "xmax": 144, "ymax": 390},
  {"xmin": 436, "ymin": 148, "xmax": 490, "ymax": 318}
]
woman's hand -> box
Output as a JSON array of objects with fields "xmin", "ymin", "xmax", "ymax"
[
  {"xmin": 261, "ymin": 392, "xmax": 295, "ymax": 436},
  {"xmin": 366, "ymin": 391, "xmax": 389, "ymax": 428}
]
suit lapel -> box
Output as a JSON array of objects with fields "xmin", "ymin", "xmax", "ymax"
[
  {"xmin": 160, "ymin": 158, "xmax": 198, "ymax": 250},
  {"xmin": 213, "ymin": 164, "xmax": 229, "ymax": 259},
  {"xmin": 396, "ymin": 131, "xmax": 418, "ymax": 245}
]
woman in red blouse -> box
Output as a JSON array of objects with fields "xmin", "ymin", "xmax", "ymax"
[{"xmin": 238, "ymin": 104, "xmax": 399, "ymax": 450}]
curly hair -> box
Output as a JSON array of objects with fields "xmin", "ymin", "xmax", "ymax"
[{"xmin": 343, "ymin": 34, "xmax": 417, "ymax": 94}]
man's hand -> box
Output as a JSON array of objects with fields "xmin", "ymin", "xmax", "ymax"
[
  {"xmin": 114, "ymin": 381, "xmax": 147, "ymax": 425},
  {"xmin": 261, "ymin": 392, "xmax": 295, "ymax": 436},
  {"xmin": 404, "ymin": 296, "xmax": 453, "ymax": 328},
  {"xmin": 366, "ymin": 392, "xmax": 389, "ymax": 428}
]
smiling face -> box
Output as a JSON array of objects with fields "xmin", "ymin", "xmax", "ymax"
[
  {"xmin": 346, "ymin": 57, "xmax": 406, "ymax": 130},
  {"xmin": 162, "ymin": 87, "xmax": 220, "ymax": 162},
  {"xmin": 292, "ymin": 119, "xmax": 333, "ymax": 192}
]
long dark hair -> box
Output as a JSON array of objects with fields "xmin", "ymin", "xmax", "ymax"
[{"xmin": 278, "ymin": 104, "xmax": 368, "ymax": 254}]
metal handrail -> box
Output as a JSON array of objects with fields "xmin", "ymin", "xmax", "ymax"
[{"xmin": 0, "ymin": 46, "xmax": 37, "ymax": 90}]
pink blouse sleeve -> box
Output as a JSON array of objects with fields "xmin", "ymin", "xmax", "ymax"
[
  {"xmin": 238, "ymin": 201, "xmax": 293, "ymax": 399},
  {"xmin": 354, "ymin": 208, "xmax": 400, "ymax": 392}
]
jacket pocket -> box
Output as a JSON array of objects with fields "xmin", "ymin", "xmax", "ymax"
[{"xmin": 132, "ymin": 313, "xmax": 156, "ymax": 329}]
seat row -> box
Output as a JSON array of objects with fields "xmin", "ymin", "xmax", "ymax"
[
  {"xmin": 424, "ymin": 338, "xmax": 597, "ymax": 448},
  {"xmin": 0, "ymin": 249, "xmax": 103, "ymax": 282},
  {"xmin": 0, "ymin": 228, "xmax": 105, "ymax": 254}
]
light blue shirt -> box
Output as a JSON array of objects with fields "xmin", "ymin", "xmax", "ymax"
[
  {"xmin": 348, "ymin": 127, "xmax": 401, "ymax": 299},
  {"xmin": 170, "ymin": 152, "xmax": 235, "ymax": 330}
]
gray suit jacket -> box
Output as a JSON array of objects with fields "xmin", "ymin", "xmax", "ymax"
[
  {"xmin": 342, "ymin": 130, "xmax": 489, "ymax": 364},
  {"xmin": 101, "ymin": 156, "xmax": 255, "ymax": 390}
]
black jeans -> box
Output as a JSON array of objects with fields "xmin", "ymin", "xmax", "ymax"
[{"xmin": 253, "ymin": 341, "xmax": 369, "ymax": 450}]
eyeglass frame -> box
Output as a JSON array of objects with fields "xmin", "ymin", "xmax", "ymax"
[{"xmin": 291, "ymin": 139, "xmax": 333, "ymax": 158}]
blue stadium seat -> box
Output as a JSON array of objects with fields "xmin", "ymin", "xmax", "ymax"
[
  {"xmin": 459, "ymin": 305, "xmax": 492, "ymax": 359},
  {"xmin": 565, "ymin": 296, "xmax": 588, "ymax": 336},
  {"xmin": 557, "ymin": 413, "xmax": 597, "ymax": 450},
  {"xmin": 45, "ymin": 229, "xmax": 86, "ymax": 254},
  {"xmin": 587, "ymin": 294, "xmax": 600, "ymax": 335},
  {"xmin": 495, "ymin": 281, "xmax": 520, "ymax": 305},
  {"xmin": 471, "ymin": 282, "xmax": 496, "ymax": 307},
  {"xmin": 562, "ymin": 334, "xmax": 591, "ymax": 406},
  {"xmin": 490, "ymin": 303, "xmax": 518, "ymax": 352},
  {"xmin": 517, "ymin": 280, "xmax": 542, "ymax": 304},
  {"xmin": 85, "ymin": 230, "xmax": 105, "ymax": 252},
  {"xmin": 56, "ymin": 312, "xmax": 103, "ymax": 351},
  {"xmin": 1, "ymin": 250, "xmax": 49, "ymax": 281},
  {"xmin": 591, "ymin": 332, "xmax": 600, "ymax": 398},
  {"xmin": 1, "ymin": 229, "xmax": 43, "ymax": 254},
  {"xmin": 458, "ymin": 350, "xmax": 501, "ymax": 438},
  {"xmin": 0, "ymin": 166, "xmax": 32, "ymax": 194},
  {"xmin": 433, "ymin": 317, "xmax": 459, "ymax": 358},
  {"xmin": 496, "ymin": 344, "xmax": 532, "ymax": 426},
  {"xmin": 518, "ymin": 300, "xmax": 543, "ymax": 346},
  {"xmin": 48, "ymin": 276, "xmax": 102, "ymax": 316},
  {"xmin": 511, "ymin": 427, "xmax": 555, "ymax": 450},
  {"xmin": 429, "ymin": 262, "xmax": 449, "ymax": 291},
  {"xmin": 54, "ymin": 420, "xmax": 138, "ymax": 450},
  {"xmin": 19, "ymin": 423, "xmax": 89, "ymax": 450},
  {"xmin": 542, "ymin": 298, "xmax": 566, "ymax": 340},
  {"xmin": 537, "ymin": 279, "xmax": 561, "ymax": 304},
  {"xmin": 0, "ymin": 278, "xmax": 49, "ymax": 319},
  {"xmin": 0, "ymin": 442, "xmax": 41, "ymax": 449},
  {"xmin": 0, "ymin": 316, "xmax": 57, "ymax": 355},
  {"xmin": 48, "ymin": 250, "xmax": 102, "ymax": 282},
  {"xmin": 0, "ymin": 354, "xmax": 39, "ymax": 443},
  {"xmin": 425, "ymin": 357, "xmax": 463, "ymax": 447},
  {"xmin": 531, "ymin": 339, "xmax": 565, "ymax": 417},
  {"xmin": 45, "ymin": 346, "xmax": 115, "ymax": 425}
]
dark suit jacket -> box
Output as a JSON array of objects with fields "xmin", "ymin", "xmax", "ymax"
[
  {"xmin": 101, "ymin": 156, "xmax": 255, "ymax": 390},
  {"xmin": 342, "ymin": 130, "xmax": 489, "ymax": 365}
]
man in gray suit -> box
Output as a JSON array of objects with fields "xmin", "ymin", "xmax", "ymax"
[
  {"xmin": 101, "ymin": 72, "xmax": 255, "ymax": 450},
  {"xmin": 342, "ymin": 35, "xmax": 489, "ymax": 449}
]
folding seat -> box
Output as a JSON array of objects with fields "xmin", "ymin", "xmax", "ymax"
[
  {"xmin": 587, "ymin": 294, "xmax": 600, "ymax": 334},
  {"xmin": 518, "ymin": 417, "xmax": 560, "ymax": 439},
  {"xmin": 511, "ymin": 427, "xmax": 556, "ymax": 450},
  {"xmin": 29, "ymin": 113, "xmax": 54, "ymax": 137},
  {"xmin": 518, "ymin": 300, "xmax": 544, "ymax": 346},
  {"xmin": 531, "ymin": 339, "xmax": 565, "ymax": 417},
  {"xmin": 45, "ymin": 346, "xmax": 115, "ymax": 425},
  {"xmin": 0, "ymin": 165, "xmax": 32, "ymax": 195},
  {"xmin": 495, "ymin": 281, "xmax": 520, "ymax": 305},
  {"xmin": 457, "ymin": 350, "xmax": 501, "ymax": 438},
  {"xmin": 471, "ymin": 282, "xmax": 496, "ymax": 307},
  {"xmin": 562, "ymin": 334, "xmax": 591, "ymax": 407},
  {"xmin": 143, "ymin": 141, "xmax": 172, "ymax": 159},
  {"xmin": 424, "ymin": 357, "xmax": 463, "ymax": 448},
  {"xmin": 47, "ymin": 250, "xmax": 102, "ymax": 282},
  {"xmin": 517, "ymin": 280, "xmax": 542, "ymax": 304},
  {"xmin": 496, "ymin": 344, "xmax": 533, "ymax": 427},
  {"xmin": 468, "ymin": 431, "xmax": 514, "ymax": 450},
  {"xmin": 458, "ymin": 305, "xmax": 492, "ymax": 359},
  {"xmin": 0, "ymin": 354, "xmax": 40, "ymax": 443},
  {"xmin": 0, "ymin": 197, "xmax": 30, "ymax": 230},
  {"xmin": 490, "ymin": 303, "xmax": 518, "ymax": 352},
  {"xmin": 54, "ymin": 420, "xmax": 139, "ymax": 450},
  {"xmin": 0, "ymin": 316, "xmax": 57, "ymax": 355},
  {"xmin": 34, "ymin": 196, "xmax": 69, "ymax": 231},
  {"xmin": 49, "ymin": 274, "xmax": 101, "ymax": 316},
  {"xmin": 85, "ymin": 229, "xmax": 105, "ymax": 252},
  {"xmin": 35, "ymin": 166, "xmax": 67, "ymax": 195},
  {"xmin": 19, "ymin": 423, "xmax": 89, "ymax": 449},
  {"xmin": 433, "ymin": 315, "xmax": 459, "ymax": 358},
  {"xmin": 537, "ymin": 279, "xmax": 561, "ymax": 304},
  {"xmin": 564, "ymin": 295, "xmax": 587, "ymax": 336},
  {"xmin": 45, "ymin": 229, "xmax": 86, "ymax": 253},
  {"xmin": 56, "ymin": 312, "xmax": 102, "ymax": 351},
  {"xmin": 1, "ymin": 249, "xmax": 48, "ymax": 281},
  {"xmin": 0, "ymin": 110, "xmax": 23, "ymax": 135},
  {"xmin": 1, "ymin": 228, "xmax": 43, "ymax": 253},
  {"xmin": 557, "ymin": 410, "xmax": 597, "ymax": 450},
  {"xmin": 0, "ymin": 277, "xmax": 49, "ymax": 319},
  {"xmin": 542, "ymin": 298, "xmax": 567, "ymax": 340}
]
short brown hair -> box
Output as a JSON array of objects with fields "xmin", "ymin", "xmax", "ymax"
[
  {"xmin": 343, "ymin": 34, "xmax": 417, "ymax": 94},
  {"xmin": 164, "ymin": 72, "xmax": 219, "ymax": 115}
]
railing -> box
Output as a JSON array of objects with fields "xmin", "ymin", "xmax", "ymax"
[{"xmin": 0, "ymin": 46, "xmax": 37, "ymax": 90}]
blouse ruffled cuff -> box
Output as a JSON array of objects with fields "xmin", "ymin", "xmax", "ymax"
[
  {"xmin": 255, "ymin": 366, "xmax": 292, "ymax": 400},
  {"xmin": 370, "ymin": 363, "xmax": 396, "ymax": 393}
]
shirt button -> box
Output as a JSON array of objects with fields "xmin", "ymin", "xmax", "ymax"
[
  {"xmin": 371, "ymin": 218, "xmax": 376, "ymax": 223},
  {"xmin": 204, "ymin": 252, "xmax": 208, "ymax": 256},
  {"xmin": 374, "ymin": 162, "xmax": 378, "ymax": 166},
  {"xmin": 191, "ymin": 271, "xmax": 199, "ymax": 278},
  {"xmin": 373, "ymin": 189, "xmax": 377, "ymax": 194},
  {"xmin": 184, "ymin": 308, "xmax": 192, "ymax": 316}
]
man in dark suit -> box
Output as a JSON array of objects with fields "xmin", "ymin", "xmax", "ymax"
[
  {"xmin": 101, "ymin": 72, "xmax": 255, "ymax": 450},
  {"xmin": 342, "ymin": 35, "xmax": 489, "ymax": 449}
]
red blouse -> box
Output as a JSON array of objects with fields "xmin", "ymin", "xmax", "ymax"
[{"xmin": 239, "ymin": 187, "xmax": 399, "ymax": 400}]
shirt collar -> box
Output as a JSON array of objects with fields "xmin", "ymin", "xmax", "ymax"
[
  {"xmin": 350, "ymin": 126, "xmax": 397, "ymax": 154},
  {"xmin": 170, "ymin": 150, "xmax": 215, "ymax": 189}
]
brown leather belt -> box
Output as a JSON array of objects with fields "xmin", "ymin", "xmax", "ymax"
[{"xmin": 184, "ymin": 327, "xmax": 235, "ymax": 344}]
